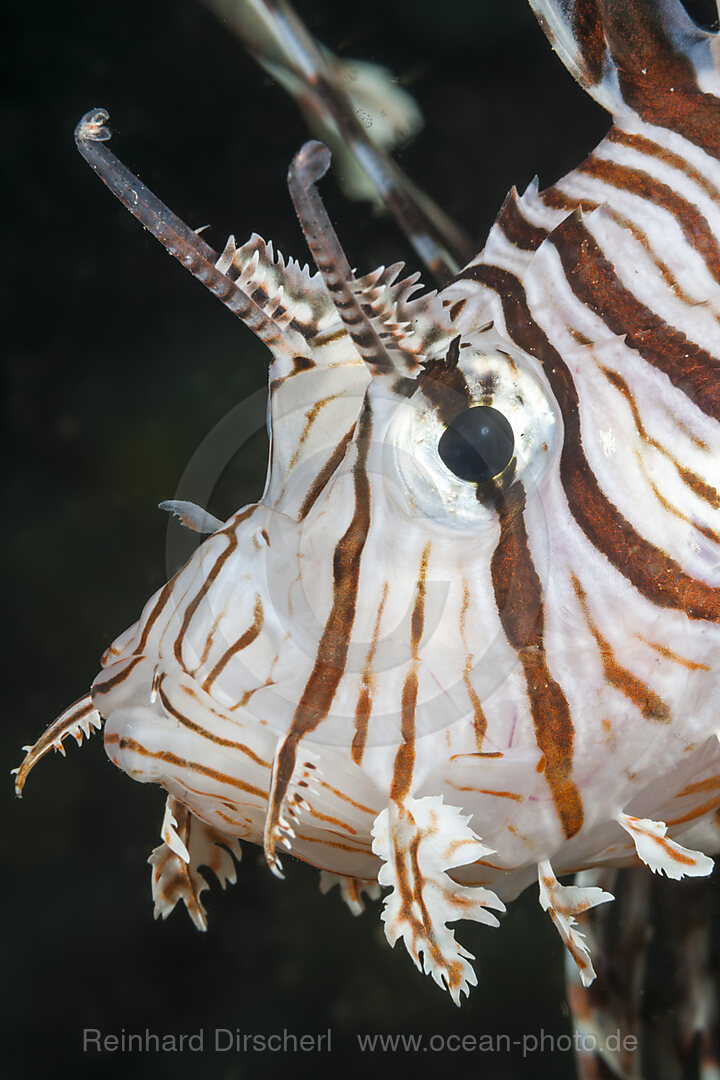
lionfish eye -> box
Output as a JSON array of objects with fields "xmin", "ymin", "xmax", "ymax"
[{"xmin": 438, "ymin": 406, "xmax": 515, "ymax": 485}]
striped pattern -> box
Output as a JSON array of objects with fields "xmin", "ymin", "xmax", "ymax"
[{"xmin": 17, "ymin": 0, "xmax": 720, "ymax": 1004}]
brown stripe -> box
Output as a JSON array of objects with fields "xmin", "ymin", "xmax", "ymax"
[
  {"xmin": 298, "ymin": 424, "xmax": 356, "ymax": 521},
  {"xmin": 510, "ymin": 184, "xmax": 682, "ymax": 310},
  {"xmin": 448, "ymin": 783, "xmax": 523, "ymax": 801},
  {"xmin": 460, "ymin": 580, "xmax": 487, "ymax": 750},
  {"xmin": 601, "ymin": 367, "xmax": 719, "ymax": 526},
  {"xmin": 673, "ymin": 411, "xmax": 711, "ymax": 452},
  {"xmin": 600, "ymin": 366, "xmax": 666, "ymax": 453},
  {"xmin": 135, "ymin": 578, "xmax": 176, "ymax": 656},
  {"xmin": 265, "ymin": 403, "xmax": 373, "ymax": 857},
  {"xmin": 63, "ymin": 696, "xmax": 95, "ymax": 721},
  {"xmin": 390, "ymin": 670, "xmax": 419, "ymax": 803},
  {"xmin": 193, "ymin": 610, "xmax": 224, "ymax": 673},
  {"xmin": 215, "ymin": 809, "xmax": 253, "ymax": 828},
  {"xmin": 232, "ymin": 668, "xmax": 277, "ymax": 710},
  {"xmin": 549, "ymin": 211, "xmax": 720, "ymax": 420},
  {"xmin": 157, "ymin": 681, "xmax": 270, "ymax": 766},
  {"xmin": 138, "ymin": 508, "xmax": 253, "ymax": 665},
  {"xmin": 106, "ymin": 733, "xmax": 268, "ymax": 799},
  {"xmin": 451, "ymin": 751, "xmax": 504, "ymax": 760},
  {"xmin": 665, "ymin": 793, "xmax": 720, "ymax": 828},
  {"xmin": 173, "ymin": 532, "xmax": 239, "ymax": 671},
  {"xmin": 541, "ymin": 187, "xmax": 595, "ymax": 214},
  {"xmin": 610, "ymin": 211, "xmax": 706, "ymax": 309},
  {"xmin": 287, "ymin": 392, "xmax": 344, "ymax": 472},
  {"xmin": 310, "ymin": 327, "xmax": 349, "ymax": 348},
  {"xmin": 390, "ymin": 544, "xmax": 431, "ymax": 802},
  {"xmin": 490, "ymin": 483, "xmax": 583, "ymax": 839},
  {"xmin": 677, "ymin": 776, "xmax": 720, "ymax": 798},
  {"xmin": 645, "ymin": 467, "xmax": 720, "ymax": 548},
  {"xmin": 410, "ymin": 545, "xmax": 430, "ymax": 653},
  {"xmin": 464, "ymin": 671, "xmax": 488, "ymax": 753},
  {"xmin": 315, "ymin": 777, "xmax": 377, "ymax": 815},
  {"xmin": 351, "ymin": 685, "xmax": 371, "ymax": 765},
  {"xmin": 640, "ymin": 637, "xmax": 711, "ymax": 673},
  {"xmin": 290, "ymin": 831, "xmax": 372, "ymax": 856},
  {"xmin": 301, "ymin": 804, "xmax": 357, "ymax": 834},
  {"xmin": 677, "ymin": 466, "xmax": 720, "ymax": 510},
  {"xmin": 496, "ymin": 187, "xmax": 548, "ymax": 251},
  {"xmin": 607, "ymin": 128, "xmax": 720, "ymax": 206},
  {"xmin": 543, "ymin": 185, "xmax": 712, "ymax": 307},
  {"xmin": 201, "ymin": 595, "xmax": 264, "ymax": 693},
  {"xmin": 93, "ymin": 654, "xmax": 144, "ymax": 696},
  {"xmin": 449, "ymin": 297, "xmax": 467, "ymax": 322},
  {"xmin": 571, "ymin": 575, "xmax": 670, "ymax": 723},
  {"xmin": 577, "ymin": 154, "xmax": 720, "ymax": 285},
  {"xmin": 600, "ymin": 368, "xmax": 720, "ymax": 545},
  {"xmin": 459, "ymin": 261, "xmax": 720, "ymax": 623},
  {"xmin": 351, "ymin": 582, "xmax": 389, "ymax": 765}
]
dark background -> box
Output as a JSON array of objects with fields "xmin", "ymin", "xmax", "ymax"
[{"xmin": 3, "ymin": 0, "xmax": 686, "ymax": 1076}]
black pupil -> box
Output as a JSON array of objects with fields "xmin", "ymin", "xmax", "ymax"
[{"xmin": 438, "ymin": 406, "xmax": 515, "ymax": 484}]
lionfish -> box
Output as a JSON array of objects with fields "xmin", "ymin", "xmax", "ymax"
[{"xmin": 14, "ymin": 0, "xmax": 720, "ymax": 1058}]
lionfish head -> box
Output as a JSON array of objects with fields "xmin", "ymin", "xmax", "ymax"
[{"xmin": 15, "ymin": 0, "xmax": 720, "ymax": 1006}]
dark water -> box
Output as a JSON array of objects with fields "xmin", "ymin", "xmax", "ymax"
[{"xmin": 4, "ymin": 1, "xmax": 628, "ymax": 1077}]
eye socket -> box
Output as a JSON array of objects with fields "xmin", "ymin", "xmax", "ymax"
[
  {"xmin": 438, "ymin": 405, "xmax": 515, "ymax": 485},
  {"xmin": 384, "ymin": 337, "xmax": 559, "ymax": 529}
]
